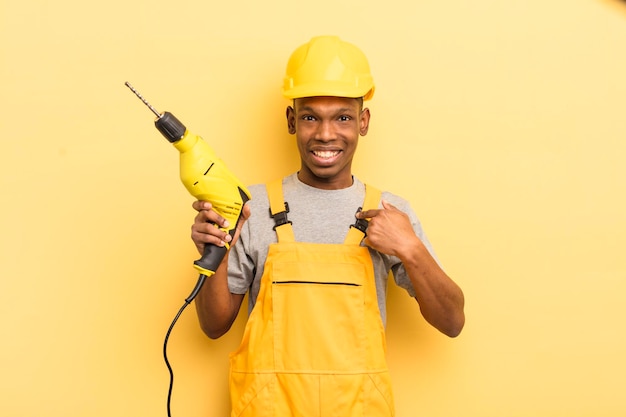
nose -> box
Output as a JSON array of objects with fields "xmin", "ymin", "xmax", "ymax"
[{"xmin": 315, "ymin": 120, "xmax": 334, "ymax": 142}]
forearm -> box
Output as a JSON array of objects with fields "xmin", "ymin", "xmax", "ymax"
[
  {"xmin": 193, "ymin": 253, "xmax": 243, "ymax": 339},
  {"xmin": 400, "ymin": 238, "xmax": 465, "ymax": 337}
]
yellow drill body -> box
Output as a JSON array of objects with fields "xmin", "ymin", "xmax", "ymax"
[{"xmin": 173, "ymin": 130, "xmax": 251, "ymax": 275}]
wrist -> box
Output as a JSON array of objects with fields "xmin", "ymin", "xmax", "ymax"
[{"xmin": 396, "ymin": 236, "xmax": 425, "ymax": 265}]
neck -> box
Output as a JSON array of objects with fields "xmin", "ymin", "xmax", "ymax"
[{"xmin": 296, "ymin": 171, "xmax": 354, "ymax": 190}]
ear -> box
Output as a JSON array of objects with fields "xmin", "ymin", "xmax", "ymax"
[
  {"xmin": 359, "ymin": 108, "xmax": 371, "ymax": 136},
  {"xmin": 286, "ymin": 106, "xmax": 296, "ymax": 134}
]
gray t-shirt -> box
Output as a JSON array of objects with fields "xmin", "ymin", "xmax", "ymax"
[{"xmin": 228, "ymin": 173, "xmax": 438, "ymax": 325}]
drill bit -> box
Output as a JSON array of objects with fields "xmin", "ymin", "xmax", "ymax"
[{"xmin": 125, "ymin": 82, "xmax": 162, "ymax": 118}]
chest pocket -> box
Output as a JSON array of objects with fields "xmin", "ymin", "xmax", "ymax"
[{"xmin": 271, "ymin": 256, "xmax": 368, "ymax": 372}]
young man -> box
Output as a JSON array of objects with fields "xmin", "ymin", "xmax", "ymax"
[{"xmin": 191, "ymin": 35, "xmax": 465, "ymax": 416}]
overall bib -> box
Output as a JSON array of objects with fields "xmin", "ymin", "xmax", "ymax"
[{"xmin": 229, "ymin": 179, "xmax": 395, "ymax": 417}]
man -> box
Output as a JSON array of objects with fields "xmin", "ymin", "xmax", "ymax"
[{"xmin": 191, "ymin": 35, "xmax": 465, "ymax": 416}]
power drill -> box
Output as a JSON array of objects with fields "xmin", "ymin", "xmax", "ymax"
[
  {"xmin": 125, "ymin": 82, "xmax": 251, "ymax": 299},
  {"xmin": 126, "ymin": 82, "xmax": 251, "ymax": 416}
]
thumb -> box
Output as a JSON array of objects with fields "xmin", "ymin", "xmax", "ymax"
[
  {"xmin": 381, "ymin": 199, "xmax": 397, "ymax": 210},
  {"xmin": 242, "ymin": 202, "xmax": 252, "ymax": 221},
  {"xmin": 237, "ymin": 202, "xmax": 252, "ymax": 227}
]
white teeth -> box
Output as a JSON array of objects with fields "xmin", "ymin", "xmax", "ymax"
[{"xmin": 314, "ymin": 150, "xmax": 339, "ymax": 159}]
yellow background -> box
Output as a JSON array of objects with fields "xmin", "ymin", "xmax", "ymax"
[{"xmin": 2, "ymin": 0, "xmax": 625, "ymax": 416}]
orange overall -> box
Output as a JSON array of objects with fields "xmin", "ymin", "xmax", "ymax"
[{"xmin": 229, "ymin": 179, "xmax": 395, "ymax": 416}]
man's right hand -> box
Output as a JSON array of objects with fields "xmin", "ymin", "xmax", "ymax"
[{"xmin": 191, "ymin": 201, "xmax": 250, "ymax": 256}]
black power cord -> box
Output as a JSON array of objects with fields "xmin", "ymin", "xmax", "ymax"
[{"xmin": 163, "ymin": 274, "xmax": 207, "ymax": 417}]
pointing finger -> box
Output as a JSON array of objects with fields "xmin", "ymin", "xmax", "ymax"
[{"xmin": 356, "ymin": 208, "xmax": 380, "ymax": 219}]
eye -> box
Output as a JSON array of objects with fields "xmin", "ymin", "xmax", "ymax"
[
  {"xmin": 338, "ymin": 115, "xmax": 352, "ymax": 122},
  {"xmin": 301, "ymin": 115, "xmax": 316, "ymax": 121}
]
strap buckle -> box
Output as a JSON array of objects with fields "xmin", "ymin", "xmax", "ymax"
[
  {"xmin": 350, "ymin": 207, "xmax": 369, "ymax": 235},
  {"xmin": 270, "ymin": 202, "xmax": 292, "ymax": 230}
]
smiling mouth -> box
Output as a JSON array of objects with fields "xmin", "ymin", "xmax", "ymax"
[{"xmin": 313, "ymin": 150, "xmax": 340, "ymax": 159}]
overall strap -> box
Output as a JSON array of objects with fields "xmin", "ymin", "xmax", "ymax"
[
  {"xmin": 344, "ymin": 184, "xmax": 382, "ymax": 245},
  {"xmin": 267, "ymin": 178, "xmax": 295, "ymax": 243}
]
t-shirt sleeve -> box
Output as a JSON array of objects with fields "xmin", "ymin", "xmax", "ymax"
[
  {"xmin": 382, "ymin": 193, "xmax": 441, "ymax": 298},
  {"xmin": 227, "ymin": 226, "xmax": 255, "ymax": 295}
]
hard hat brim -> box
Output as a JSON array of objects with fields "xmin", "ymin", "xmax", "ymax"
[{"xmin": 282, "ymin": 82, "xmax": 375, "ymax": 101}]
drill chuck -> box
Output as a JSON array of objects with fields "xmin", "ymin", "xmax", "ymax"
[{"xmin": 156, "ymin": 112, "xmax": 187, "ymax": 143}]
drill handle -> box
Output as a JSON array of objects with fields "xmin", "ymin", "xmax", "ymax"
[
  {"xmin": 184, "ymin": 189, "xmax": 249, "ymax": 303},
  {"xmin": 194, "ymin": 243, "xmax": 228, "ymax": 277},
  {"xmin": 185, "ymin": 225, "xmax": 232, "ymax": 303},
  {"xmin": 184, "ymin": 244, "xmax": 228, "ymax": 303},
  {"xmin": 192, "ymin": 187, "xmax": 250, "ymax": 276}
]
